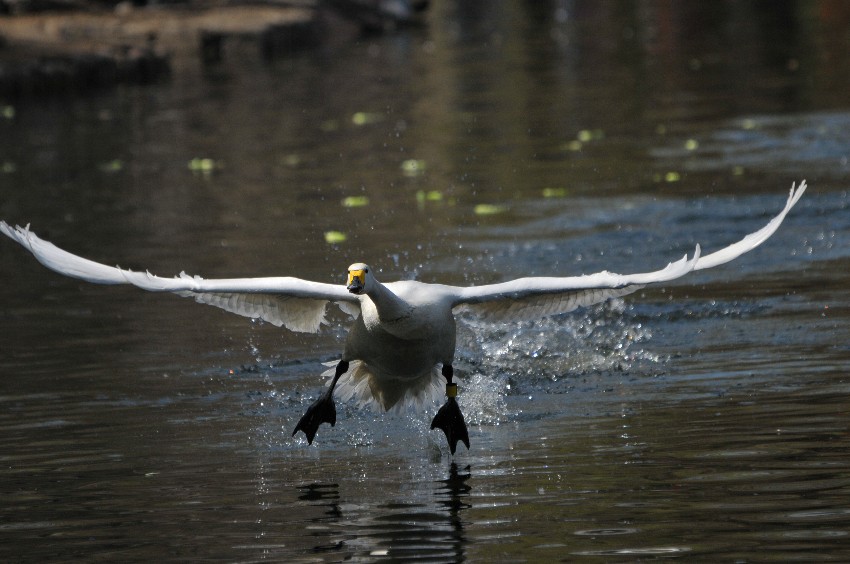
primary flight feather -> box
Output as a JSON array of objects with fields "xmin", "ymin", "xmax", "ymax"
[{"xmin": 0, "ymin": 180, "xmax": 806, "ymax": 453}]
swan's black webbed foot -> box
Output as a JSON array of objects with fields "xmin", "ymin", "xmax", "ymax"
[
  {"xmin": 293, "ymin": 359, "xmax": 349, "ymax": 445},
  {"xmin": 292, "ymin": 389, "xmax": 337, "ymax": 444},
  {"xmin": 431, "ymin": 380, "xmax": 470, "ymax": 455}
]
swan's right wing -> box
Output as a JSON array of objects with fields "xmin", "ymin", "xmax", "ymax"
[{"xmin": 0, "ymin": 222, "xmax": 358, "ymax": 333}]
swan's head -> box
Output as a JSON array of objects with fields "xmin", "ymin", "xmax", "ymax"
[{"xmin": 346, "ymin": 263, "xmax": 372, "ymax": 295}]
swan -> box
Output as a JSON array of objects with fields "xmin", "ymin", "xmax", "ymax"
[{"xmin": 0, "ymin": 180, "xmax": 806, "ymax": 453}]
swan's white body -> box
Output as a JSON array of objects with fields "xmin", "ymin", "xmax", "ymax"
[{"xmin": 1, "ymin": 181, "xmax": 806, "ymax": 414}]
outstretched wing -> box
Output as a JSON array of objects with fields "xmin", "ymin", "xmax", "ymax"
[
  {"xmin": 454, "ymin": 180, "xmax": 806, "ymax": 323},
  {"xmin": 0, "ymin": 222, "xmax": 358, "ymax": 333},
  {"xmin": 454, "ymin": 249, "xmax": 699, "ymax": 322},
  {"xmin": 693, "ymin": 179, "xmax": 806, "ymax": 271}
]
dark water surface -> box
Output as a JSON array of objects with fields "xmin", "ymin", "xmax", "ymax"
[{"xmin": 2, "ymin": 1, "xmax": 849, "ymax": 561}]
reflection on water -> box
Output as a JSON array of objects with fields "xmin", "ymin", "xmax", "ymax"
[
  {"xmin": 652, "ymin": 111, "xmax": 850, "ymax": 179},
  {"xmin": 1, "ymin": 0, "xmax": 850, "ymax": 561}
]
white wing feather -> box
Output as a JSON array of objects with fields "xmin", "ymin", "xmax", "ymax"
[
  {"xmin": 0, "ymin": 222, "xmax": 357, "ymax": 333},
  {"xmin": 454, "ymin": 179, "xmax": 806, "ymax": 322},
  {"xmin": 1, "ymin": 180, "xmax": 806, "ymax": 329},
  {"xmin": 694, "ymin": 180, "xmax": 806, "ymax": 270},
  {"xmin": 180, "ymin": 291, "xmax": 329, "ymax": 333},
  {"xmin": 454, "ymin": 248, "xmax": 699, "ymax": 322},
  {"xmin": 1, "ymin": 222, "xmax": 130, "ymax": 285},
  {"xmin": 457, "ymin": 285, "xmax": 644, "ymax": 323}
]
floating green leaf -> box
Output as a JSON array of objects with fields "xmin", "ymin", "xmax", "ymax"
[
  {"xmin": 188, "ymin": 158, "xmax": 217, "ymax": 174},
  {"xmin": 1, "ymin": 161, "xmax": 16, "ymax": 173},
  {"xmin": 342, "ymin": 195, "xmax": 370, "ymax": 208},
  {"xmin": 542, "ymin": 187, "xmax": 568, "ymax": 198},
  {"xmin": 352, "ymin": 112, "xmax": 383, "ymax": 126},
  {"xmin": 474, "ymin": 203, "xmax": 507, "ymax": 216},
  {"xmin": 684, "ymin": 139, "xmax": 699, "ymax": 151},
  {"xmin": 401, "ymin": 159, "xmax": 426, "ymax": 177},
  {"xmin": 577, "ymin": 129, "xmax": 604, "ymax": 142},
  {"xmin": 324, "ymin": 231, "xmax": 347, "ymax": 244},
  {"xmin": 1, "ymin": 106, "xmax": 14, "ymax": 119},
  {"xmin": 415, "ymin": 190, "xmax": 444, "ymax": 207}
]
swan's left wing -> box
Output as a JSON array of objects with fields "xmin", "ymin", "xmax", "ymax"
[
  {"xmin": 453, "ymin": 180, "xmax": 806, "ymax": 323},
  {"xmin": 0, "ymin": 222, "xmax": 358, "ymax": 333}
]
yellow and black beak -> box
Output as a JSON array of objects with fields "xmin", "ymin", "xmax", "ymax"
[{"xmin": 347, "ymin": 269, "xmax": 366, "ymax": 294}]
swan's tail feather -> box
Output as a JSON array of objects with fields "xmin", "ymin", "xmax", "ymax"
[{"xmin": 323, "ymin": 360, "xmax": 446, "ymax": 412}]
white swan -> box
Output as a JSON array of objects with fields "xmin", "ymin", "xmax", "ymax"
[{"xmin": 0, "ymin": 180, "xmax": 806, "ymax": 453}]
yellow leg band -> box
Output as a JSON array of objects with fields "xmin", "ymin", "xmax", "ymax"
[{"xmin": 446, "ymin": 383, "xmax": 458, "ymax": 398}]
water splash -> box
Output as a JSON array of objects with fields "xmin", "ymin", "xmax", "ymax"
[
  {"xmin": 455, "ymin": 299, "xmax": 664, "ymax": 395},
  {"xmin": 243, "ymin": 299, "xmax": 667, "ymax": 450}
]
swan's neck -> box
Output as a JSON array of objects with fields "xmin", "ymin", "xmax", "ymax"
[{"xmin": 366, "ymin": 281, "xmax": 412, "ymax": 323}]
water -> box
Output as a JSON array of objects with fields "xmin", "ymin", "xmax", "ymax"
[{"xmin": 1, "ymin": 1, "xmax": 849, "ymax": 561}]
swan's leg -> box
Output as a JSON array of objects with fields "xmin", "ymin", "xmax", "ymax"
[
  {"xmin": 293, "ymin": 359, "xmax": 349, "ymax": 445},
  {"xmin": 430, "ymin": 364, "xmax": 470, "ymax": 454}
]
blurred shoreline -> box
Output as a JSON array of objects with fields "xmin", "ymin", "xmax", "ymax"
[{"xmin": 0, "ymin": 0, "xmax": 427, "ymax": 97}]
